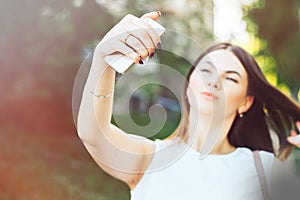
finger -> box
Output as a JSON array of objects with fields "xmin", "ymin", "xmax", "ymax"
[
  {"xmin": 130, "ymin": 16, "xmax": 161, "ymax": 50},
  {"xmin": 107, "ymin": 39, "xmax": 141, "ymax": 63},
  {"xmin": 140, "ymin": 11, "xmax": 162, "ymax": 48},
  {"xmin": 296, "ymin": 121, "xmax": 300, "ymax": 131},
  {"xmin": 102, "ymin": 13, "xmax": 160, "ymax": 59},
  {"xmin": 140, "ymin": 11, "xmax": 161, "ymax": 20},
  {"xmin": 290, "ymin": 130, "xmax": 297, "ymax": 137},
  {"xmin": 123, "ymin": 21, "xmax": 155, "ymax": 57},
  {"xmin": 287, "ymin": 135, "xmax": 300, "ymax": 148},
  {"xmin": 121, "ymin": 45, "xmax": 142, "ymax": 64},
  {"xmin": 126, "ymin": 13, "xmax": 162, "ymax": 49},
  {"xmin": 122, "ymin": 17, "xmax": 159, "ymax": 56},
  {"xmin": 124, "ymin": 34, "xmax": 148, "ymax": 59}
]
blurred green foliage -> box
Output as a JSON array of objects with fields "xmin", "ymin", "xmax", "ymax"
[{"xmin": 244, "ymin": 0, "xmax": 300, "ymax": 101}]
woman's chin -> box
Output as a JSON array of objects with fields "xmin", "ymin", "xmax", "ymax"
[{"xmin": 190, "ymin": 103, "xmax": 226, "ymax": 117}]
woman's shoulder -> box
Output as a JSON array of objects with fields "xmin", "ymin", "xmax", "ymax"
[
  {"xmin": 258, "ymin": 149, "xmax": 274, "ymax": 162},
  {"xmin": 237, "ymin": 147, "xmax": 274, "ymax": 168},
  {"xmin": 236, "ymin": 147, "xmax": 274, "ymax": 157},
  {"xmin": 153, "ymin": 138, "xmax": 181, "ymax": 152},
  {"xmin": 257, "ymin": 150, "xmax": 274, "ymax": 175}
]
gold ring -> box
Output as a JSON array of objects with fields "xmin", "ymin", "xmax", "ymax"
[{"xmin": 124, "ymin": 34, "xmax": 131, "ymax": 44}]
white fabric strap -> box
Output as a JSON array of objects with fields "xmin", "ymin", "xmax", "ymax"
[{"xmin": 253, "ymin": 150, "xmax": 270, "ymax": 200}]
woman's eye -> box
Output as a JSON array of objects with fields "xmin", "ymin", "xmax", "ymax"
[
  {"xmin": 226, "ymin": 77, "xmax": 238, "ymax": 83},
  {"xmin": 200, "ymin": 69, "xmax": 211, "ymax": 73}
]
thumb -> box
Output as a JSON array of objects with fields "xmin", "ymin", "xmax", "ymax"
[
  {"xmin": 287, "ymin": 135, "xmax": 300, "ymax": 148},
  {"xmin": 140, "ymin": 11, "xmax": 161, "ymax": 20}
]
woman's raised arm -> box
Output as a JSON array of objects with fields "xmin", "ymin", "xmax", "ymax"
[{"xmin": 76, "ymin": 12, "xmax": 161, "ymax": 189}]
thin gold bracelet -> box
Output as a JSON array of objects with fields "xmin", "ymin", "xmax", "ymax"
[{"xmin": 89, "ymin": 89, "xmax": 113, "ymax": 99}]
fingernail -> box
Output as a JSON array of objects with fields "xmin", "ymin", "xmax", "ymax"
[
  {"xmin": 139, "ymin": 59, "xmax": 144, "ymax": 64},
  {"xmin": 157, "ymin": 42, "xmax": 161, "ymax": 50},
  {"xmin": 157, "ymin": 11, "xmax": 161, "ymax": 16},
  {"xmin": 150, "ymin": 52, "xmax": 155, "ymax": 59}
]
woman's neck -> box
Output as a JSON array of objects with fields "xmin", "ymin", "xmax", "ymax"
[{"xmin": 187, "ymin": 109, "xmax": 236, "ymax": 155}]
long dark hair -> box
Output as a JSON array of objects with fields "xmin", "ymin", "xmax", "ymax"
[{"xmin": 172, "ymin": 42, "xmax": 300, "ymax": 160}]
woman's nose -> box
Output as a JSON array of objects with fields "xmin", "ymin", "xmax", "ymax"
[
  {"xmin": 207, "ymin": 76, "xmax": 221, "ymax": 90},
  {"xmin": 207, "ymin": 82, "xmax": 220, "ymax": 90}
]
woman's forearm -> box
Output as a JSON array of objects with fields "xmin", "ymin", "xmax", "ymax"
[{"xmin": 77, "ymin": 49, "xmax": 115, "ymax": 143}]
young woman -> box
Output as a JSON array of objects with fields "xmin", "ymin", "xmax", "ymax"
[{"xmin": 77, "ymin": 11, "xmax": 300, "ymax": 199}]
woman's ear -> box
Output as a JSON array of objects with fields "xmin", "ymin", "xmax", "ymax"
[{"xmin": 238, "ymin": 96, "xmax": 254, "ymax": 114}]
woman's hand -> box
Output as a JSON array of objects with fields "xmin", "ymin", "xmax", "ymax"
[
  {"xmin": 95, "ymin": 11, "xmax": 162, "ymax": 64},
  {"xmin": 287, "ymin": 121, "xmax": 300, "ymax": 148}
]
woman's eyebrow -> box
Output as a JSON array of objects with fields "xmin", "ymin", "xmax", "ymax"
[
  {"xmin": 205, "ymin": 61, "xmax": 242, "ymax": 78},
  {"xmin": 225, "ymin": 70, "xmax": 242, "ymax": 78},
  {"xmin": 205, "ymin": 61, "xmax": 216, "ymax": 69}
]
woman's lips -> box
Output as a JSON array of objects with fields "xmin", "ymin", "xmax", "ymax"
[{"xmin": 201, "ymin": 92, "xmax": 218, "ymax": 100}]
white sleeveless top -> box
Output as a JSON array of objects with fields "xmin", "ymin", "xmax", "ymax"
[{"xmin": 130, "ymin": 139, "xmax": 274, "ymax": 200}]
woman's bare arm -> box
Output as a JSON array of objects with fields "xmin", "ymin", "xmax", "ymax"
[{"xmin": 76, "ymin": 12, "xmax": 161, "ymax": 189}]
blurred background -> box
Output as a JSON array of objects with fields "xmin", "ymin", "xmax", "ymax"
[{"xmin": 0, "ymin": 0, "xmax": 299, "ymax": 199}]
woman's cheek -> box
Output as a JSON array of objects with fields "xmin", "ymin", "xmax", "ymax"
[{"xmin": 224, "ymin": 85, "xmax": 246, "ymax": 113}]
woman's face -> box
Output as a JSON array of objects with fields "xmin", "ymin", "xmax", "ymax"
[{"xmin": 187, "ymin": 49, "xmax": 251, "ymax": 119}]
